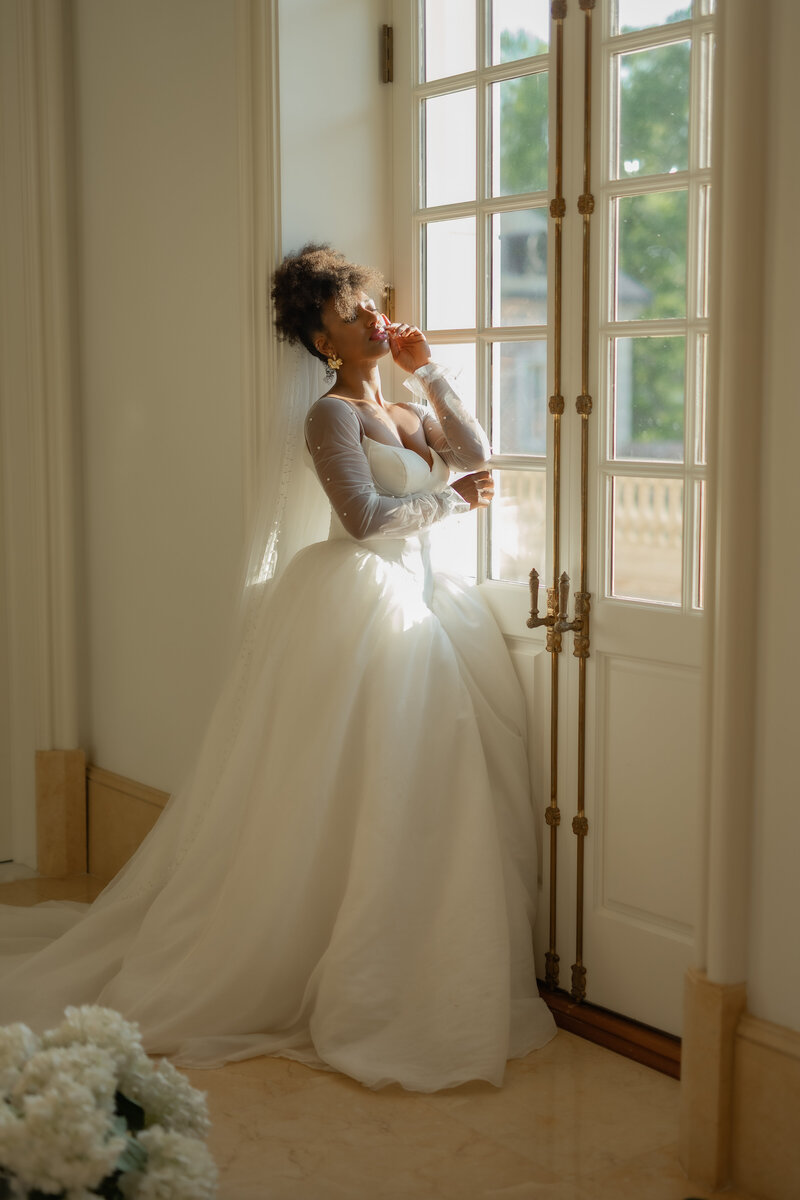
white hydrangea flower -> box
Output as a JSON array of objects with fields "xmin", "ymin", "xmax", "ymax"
[
  {"xmin": 121, "ymin": 1058, "xmax": 210, "ymax": 1139},
  {"xmin": 11, "ymin": 1044, "xmax": 117, "ymax": 1113},
  {"xmin": 119, "ymin": 1127, "xmax": 218, "ymax": 1200},
  {"xmin": 0, "ymin": 1077, "xmax": 126, "ymax": 1193},
  {"xmin": 42, "ymin": 1006, "xmax": 150, "ymax": 1078},
  {"xmin": 0, "ymin": 1008, "xmax": 217, "ymax": 1198},
  {"xmin": 0, "ymin": 1024, "xmax": 40, "ymax": 1095}
]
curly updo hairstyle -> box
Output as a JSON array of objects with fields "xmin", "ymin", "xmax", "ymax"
[{"xmin": 271, "ymin": 243, "xmax": 384, "ymax": 364}]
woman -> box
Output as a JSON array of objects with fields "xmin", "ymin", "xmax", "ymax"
[{"xmin": 0, "ymin": 245, "xmax": 555, "ymax": 1092}]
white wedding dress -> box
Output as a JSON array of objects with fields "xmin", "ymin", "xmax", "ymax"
[{"xmin": 0, "ymin": 364, "xmax": 555, "ymax": 1092}]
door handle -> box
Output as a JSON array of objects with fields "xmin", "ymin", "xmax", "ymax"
[
  {"xmin": 529, "ymin": 569, "xmax": 590, "ymax": 657},
  {"xmin": 527, "ymin": 568, "xmax": 555, "ymax": 629},
  {"xmin": 555, "ymin": 572, "xmax": 591, "ymax": 659}
]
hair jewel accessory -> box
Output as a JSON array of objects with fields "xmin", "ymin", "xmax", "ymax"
[{"xmin": 327, "ymin": 355, "xmax": 343, "ymax": 372}]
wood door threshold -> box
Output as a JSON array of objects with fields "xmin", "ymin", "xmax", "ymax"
[{"xmin": 539, "ymin": 985, "xmax": 681, "ymax": 1079}]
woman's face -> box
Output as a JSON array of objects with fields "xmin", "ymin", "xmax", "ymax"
[{"xmin": 315, "ymin": 293, "xmax": 390, "ymax": 367}]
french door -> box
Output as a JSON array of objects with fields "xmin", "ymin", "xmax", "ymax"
[{"xmin": 391, "ymin": 0, "xmax": 715, "ymax": 1034}]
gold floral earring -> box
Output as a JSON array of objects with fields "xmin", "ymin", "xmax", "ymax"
[{"xmin": 327, "ymin": 355, "xmax": 343, "ymax": 372}]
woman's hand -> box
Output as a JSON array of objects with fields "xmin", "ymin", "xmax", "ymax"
[
  {"xmin": 383, "ymin": 317, "xmax": 431, "ymax": 374},
  {"xmin": 451, "ymin": 470, "xmax": 494, "ymax": 511}
]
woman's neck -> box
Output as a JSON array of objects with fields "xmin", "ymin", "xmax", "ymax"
[{"xmin": 328, "ymin": 363, "xmax": 385, "ymax": 406}]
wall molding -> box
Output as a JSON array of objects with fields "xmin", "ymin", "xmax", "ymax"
[
  {"xmin": 542, "ymin": 987, "xmax": 681, "ymax": 1079},
  {"xmin": 34, "ymin": 762, "xmax": 170, "ymax": 884},
  {"xmin": 731, "ymin": 1014, "xmax": 800, "ymax": 1200},
  {"xmin": 87, "ymin": 765, "xmax": 169, "ymax": 814},
  {"xmin": 737, "ymin": 1013, "xmax": 800, "ymax": 1061},
  {"xmin": 679, "ymin": 966, "xmax": 746, "ymax": 1188},
  {"xmin": 86, "ymin": 764, "xmax": 168, "ymax": 883},
  {"xmin": 0, "ymin": 0, "xmax": 82, "ymax": 863},
  {"xmin": 235, "ymin": 0, "xmax": 282, "ymax": 525},
  {"xmin": 679, "ymin": 967, "xmax": 800, "ymax": 1196},
  {"xmin": 700, "ymin": 0, "xmax": 767, "ymax": 986},
  {"xmin": 36, "ymin": 748, "xmax": 86, "ymax": 877}
]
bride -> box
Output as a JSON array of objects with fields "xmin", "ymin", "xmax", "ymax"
[{"xmin": 0, "ymin": 244, "xmax": 555, "ymax": 1092}]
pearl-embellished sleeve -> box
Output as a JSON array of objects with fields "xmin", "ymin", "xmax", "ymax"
[
  {"xmin": 402, "ymin": 362, "xmax": 491, "ymax": 471},
  {"xmin": 305, "ymin": 396, "xmax": 468, "ymax": 541}
]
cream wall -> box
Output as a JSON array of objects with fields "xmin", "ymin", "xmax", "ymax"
[
  {"xmin": 278, "ymin": 0, "xmax": 392, "ymax": 273},
  {"xmin": 73, "ymin": 0, "xmax": 393, "ymax": 796},
  {"xmin": 74, "ymin": 0, "xmax": 245, "ymax": 792},
  {"xmin": 746, "ymin": 0, "xmax": 800, "ymax": 1034}
]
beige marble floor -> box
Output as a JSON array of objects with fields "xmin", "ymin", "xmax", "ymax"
[
  {"xmin": 0, "ymin": 871, "xmax": 104, "ymax": 904},
  {"xmin": 0, "ymin": 873, "xmax": 754, "ymax": 1200},
  {"xmin": 183, "ymin": 1027, "xmax": 755, "ymax": 1200},
  {"xmin": 0, "ymin": 862, "xmax": 39, "ymax": 883}
]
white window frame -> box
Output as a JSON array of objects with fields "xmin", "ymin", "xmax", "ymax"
[
  {"xmin": 391, "ymin": 2, "xmax": 554, "ymax": 631},
  {"xmin": 392, "ymin": 1, "xmax": 715, "ymax": 631},
  {"xmin": 596, "ymin": 1, "xmax": 715, "ymax": 613}
]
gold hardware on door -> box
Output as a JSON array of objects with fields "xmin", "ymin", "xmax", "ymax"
[
  {"xmin": 527, "ymin": 568, "xmax": 555, "ymax": 631},
  {"xmin": 569, "ymin": 0, "xmax": 595, "ymax": 1005},
  {"xmin": 527, "ymin": 0, "xmax": 595, "ymax": 1004},
  {"xmin": 523, "ymin": 0, "xmax": 570, "ymax": 994},
  {"xmin": 381, "ymin": 25, "xmax": 393, "ymax": 84}
]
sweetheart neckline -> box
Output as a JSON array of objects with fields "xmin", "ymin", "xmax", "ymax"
[{"xmin": 362, "ymin": 433, "xmax": 434, "ymax": 472}]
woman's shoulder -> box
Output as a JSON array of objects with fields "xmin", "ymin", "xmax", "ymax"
[
  {"xmin": 305, "ymin": 394, "xmax": 363, "ymax": 440},
  {"xmin": 306, "ymin": 393, "xmax": 362, "ymax": 423}
]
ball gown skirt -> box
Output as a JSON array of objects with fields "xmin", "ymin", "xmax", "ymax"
[{"xmin": 0, "ymin": 442, "xmax": 556, "ymax": 1092}]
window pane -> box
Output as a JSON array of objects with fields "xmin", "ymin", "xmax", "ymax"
[
  {"xmin": 611, "ymin": 475, "xmax": 683, "ymax": 605},
  {"xmin": 613, "ymin": 336, "xmax": 685, "ymax": 462},
  {"xmin": 427, "ymin": 343, "xmax": 476, "ymax": 414},
  {"xmin": 700, "ymin": 33, "xmax": 714, "ymax": 169},
  {"xmin": 424, "ymin": 0, "xmax": 475, "ymax": 81},
  {"xmin": 491, "ymin": 341, "xmax": 547, "ymax": 455},
  {"xmin": 425, "ymin": 90, "xmax": 476, "ymax": 208},
  {"xmin": 697, "ymin": 185, "xmax": 711, "ymax": 317},
  {"xmin": 616, "ymin": 42, "xmax": 690, "ymax": 179},
  {"xmin": 425, "ymin": 218, "xmax": 476, "ymax": 330},
  {"xmin": 490, "ymin": 469, "xmax": 547, "ymax": 583},
  {"xmin": 615, "ymin": 1, "xmax": 691, "ymax": 35},
  {"xmin": 693, "ymin": 480, "xmax": 705, "ymax": 610},
  {"xmin": 492, "ymin": 0, "xmax": 550, "ymax": 64},
  {"xmin": 616, "ymin": 190, "xmax": 687, "ymax": 321},
  {"xmin": 492, "ymin": 72, "xmax": 549, "ymax": 196},
  {"xmin": 492, "ymin": 209, "xmax": 548, "ymax": 327},
  {"xmin": 694, "ymin": 333, "xmax": 707, "ymax": 465}
]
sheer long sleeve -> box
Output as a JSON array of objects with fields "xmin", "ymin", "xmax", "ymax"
[
  {"xmin": 305, "ymin": 396, "xmax": 468, "ymax": 541},
  {"xmin": 402, "ymin": 362, "xmax": 491, "ymax": 471}
]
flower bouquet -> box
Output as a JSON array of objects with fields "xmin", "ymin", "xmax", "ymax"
[{"xmin": 0, "ymin": 1007, "xmax": 217, "ymax": 1199}]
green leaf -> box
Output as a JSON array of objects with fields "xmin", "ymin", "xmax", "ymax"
[{"xmin": 115, "ymin": 1134, "xmax": 148, "ymax": 1174}]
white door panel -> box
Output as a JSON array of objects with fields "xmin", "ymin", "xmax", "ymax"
[
  {"xmin": 392, "ymin": 0, "xmax": 714, "ymax": 1034},
  {"xmin": 598, "ymin": 655, "xmax": 701, "ymax": 933}
]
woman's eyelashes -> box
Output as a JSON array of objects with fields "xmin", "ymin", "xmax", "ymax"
[{"xmin": 342, "ymin": 302, "xmax": 380, "ymax": 325}]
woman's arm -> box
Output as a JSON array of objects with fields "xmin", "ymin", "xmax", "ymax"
[
  {"xmin": 305, "ymin": 396, "xmax": 469, "ymax": 541},
  {"xmin": 402, "ymin": 364, "xmax": 491, "ymax": 472},
  {"xmin": 386, "ymin": 321, "xmax": 490, "ymax": 471}
]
